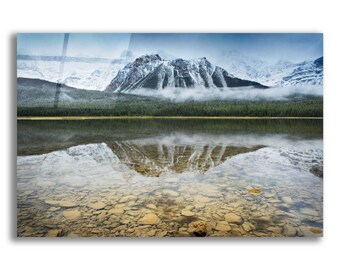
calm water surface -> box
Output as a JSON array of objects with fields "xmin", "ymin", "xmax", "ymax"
[{"xmin": 17, "ymin": 119, "xmax": 323, "ymax": 237}]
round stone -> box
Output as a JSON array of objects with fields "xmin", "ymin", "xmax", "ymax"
[
  {"xmin": 215, "ymin": 221, "xmax": 231, "ymax": 232},
  {"xmin": 108, "ymin": 208, "xmax": 125, "ymax": 215},
  {"xmin": 88, "ymin": 202, "xmax": 107, "ymax": 210},
  {"xmin": 194, "ymin": 203, "xmax": 205, "ymax": 209},
  {"xmin": 181, "ymin": 210, "xmax": 195, "ymax": 217},
  {"xmin": 138, "ymin": 213, "xmax": 161, "ymax": 225},
  {"xmin": 119, "ymin": 195, "xmax": 135, "ymax": 203},
  {"xmin": 281, "ymin": 196, "xmax": 293, "ymax": 204},
  {"xmin": 309, "ymin": 227, "xmax": 323, "ymax": 234},
  {"xmin": 63, "ymin": 210, "xmax": 81, "ymax": 220},
  {"xmin": 225, "ymin": 213, "xmax": 243, "ymax": 225},
  {"xmin": 264, "ymin": 193, "xmax": 276, "ymax": 198},
  {"xmin": 147, "ymin": 229, "xmax": 156, "ymax": 236},
  {"xmin": 242, "ymin": 222, "xmax": 255, "ymax": 232},
  {"xmin": 283, "ymin": 225, "xmax": 297, "ymax": 237},
  {"xmin": 188, "ymin": 221, "xmax": 209, "ymax": 237},
  {"xmin": 267, "ymin": 226, "xmax": 283, "ymax": 234},
  {"xmin": 46, "ymin": 229, "xmax": 62, "ymax": 237},
  {"xmin": 146, "ymin": 204, "xmax": 157, "ymax": 209},
  {"xmin": 300, "ymin": 208, "xmax": 319, "ymax": 217}
]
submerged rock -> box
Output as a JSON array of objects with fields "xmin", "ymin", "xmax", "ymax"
[
  {"xmin": 267, "ymin": 226, "xmax": 283, "ymax": 234},
  {"xmin": 242, "ymin": 222, "xmax": 255, "ymax": 232},
  {"xmin": 300, "ymin": 208, "xmax": 319, "ymax": 217},
  {"xmin": 283, "ymin": 225, "xmax": 297, "ymax": 237},
  {"xmin": 88, "ymin": 202, "xmax": 107, "ymax": 210},
  {"xmin": 45, "ymin": 200, "xmax": 78, "ymax": 208},
  {"xmin": 138, "ymin": 213, "xmax": 161, "ymax": 225},
  {"xmin": 162, "ymin": 189, "xmax": 179, "ymax": 197},
  {"xmin": 281, "ymin": 196, "xmax": 293, "ymax": 204},
  {"xmin": 248, "ymin": 189, "xmax": 261, "ymax": 195},
  {"xmin": 146, "ymin": 204, "xmax": 157, "ymax": 209},
  {"xmin": 63, "ymin": 210, "xmax": 81, "ymax": 220},
  {"xmin": 189, "ymin": 221, "xmax": 209, "ymax": 237},
  {"xmin": 253, "ymin": 215, "xmax": 271, "ymax": 224},
  {"xmin": 108, "ymin": 208, "xmax": 125, "ymax": 215},
  {"xmin": 194, "ymin": 203, "xmax": 205, "ymax": 209},
  {"xmin": 215, "ymin": 221, "xmax": 232, "ymax": 232},
  {"xmin": 147, "ymin": 229, "xmax": 157, "ymax": 237},
  {"xmin": 225, "ymin": 213, "xmax": 243, "ymax": 225},
  {"xmin": 181, "ymin": 210, "xmax": 195, "ymax": 217},
  {"xmin": 263, "ymin": 193, "xmax": 276, "ymax": 198},
  {"xmin": 298, "ymin": 226, "xmax": 323, "ymax": 237},
  {"xmin": 119, "ymin": 195, "xmax": 135, "ymax": 203},
  {"xmin": 48, "ymin": 207, "xmax": 61, "ymax": 212},
  {"xmin": 309, "ymin": 227, "xmax": 323, "ymax": 234},
  {"xmin": 310, "ymin": 165, "xmax": 323, "ymax": 178},
  {"xmin": 46, "ymin": 229, "xmax": 62, "ymax": 237}
]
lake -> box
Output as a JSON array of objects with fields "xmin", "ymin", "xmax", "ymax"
[{"xmin": 17, "ymin": 119, "xmax": 323, "ymax": 237}]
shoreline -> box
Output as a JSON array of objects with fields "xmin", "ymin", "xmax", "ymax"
[{"xmin": 17, "ymin": 116, "xmax": 323, "ymax": 120}]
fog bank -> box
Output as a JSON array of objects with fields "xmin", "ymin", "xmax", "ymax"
[{"xmin": 128, "ymin": 85, "xmax": 323, "ymax": 102}]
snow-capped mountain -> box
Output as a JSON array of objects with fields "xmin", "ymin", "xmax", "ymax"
[
  {"xmin": 17, "ymin": 51, "xmax": 136, "ymax": 90},
  {"xmin": 216, "ymin": 50, "xmax": 298, "ymax": 86},
  {"xmin": 215, "ymin": 50, "xmax": 323, "ymax": 87},
  {"xmin": 105, "ymin": 55, "xmax": 268, "ymax": 93},
  {"xmin": 278, "ymin": 57, "xmax": 323, "ymax": 86},
  {"xmin": 105, "ymin": 54, "xmax": 164, "ymax": 92}
]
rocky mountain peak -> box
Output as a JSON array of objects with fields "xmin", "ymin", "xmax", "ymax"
[{"xmin": 105, "ymin": 55, "xmax": 268, "ymax": 92}]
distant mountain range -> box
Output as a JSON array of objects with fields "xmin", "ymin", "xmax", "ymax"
[
  {"xmin": 105, "ymin": 55, "xmax": 268, "ymax": 92},
  {"xmin": 17, "ymin": 55, "xmax": 114, "ymax": 63},
  {"xmin": 217, "ymin": 50, "xmax": 323, "ymax": 87},
  {"xmin": 17, "ymin": 51, "xmax": 136, "ymax": 90},
  {"xmin": 17, "ymin": 50, "xmax": 323, "ymax": 91},
  {"xmin": 279, "ymin": 57, "xmax": 323, "ymax": 87}
]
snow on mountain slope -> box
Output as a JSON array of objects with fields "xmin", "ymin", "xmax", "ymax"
[
  {"xmin": 105, "ymin": 54, "xmax": 164, "ymax": 92},
  {"xmin": 17, "ymin": 49, "xmax": 323, "ymax": 91},
  {"xmin": 216, "ymin": 50, "xmax": 298, "ymax": 86},
  {"xmin": 279, "ymin": 57, "xmax": 323, "ymax": 86},
  {"xmin": 17, "ymin": 52, "xmax": 135, "ymax": 90},
  {"xmin": 105, "ymin": 55, "xmax": 268, "ymax": 93},
  {"xmin": 215, "ymin": 50, "xmax": 323, "ymax": 87}
]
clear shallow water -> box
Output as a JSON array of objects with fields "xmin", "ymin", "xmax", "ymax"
[{"xmin": 17, "ymin": 119, "xmax": 323, "ymax": 237}]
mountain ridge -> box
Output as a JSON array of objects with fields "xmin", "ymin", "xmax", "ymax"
[
  {"xmin": 105, "ymin": 55, "xmax": 268, "ymax": 92},
  {"xmin": 217, "ymin": 50, "xmax": 323, "ymax": 87}
]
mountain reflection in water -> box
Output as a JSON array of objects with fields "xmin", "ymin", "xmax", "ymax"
[{"xmin": 17, "ymin": 119, "xmax": 323, "ymax": 237}]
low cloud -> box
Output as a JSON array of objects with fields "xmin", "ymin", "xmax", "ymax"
[{"xmin": 127, "ymin": 85, "xmax": 323, "ymax": 102}]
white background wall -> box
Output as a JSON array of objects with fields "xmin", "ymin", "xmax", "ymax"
[{"xmin": 1, "ymin": 1, "xmax": 339, "ymax": 269}]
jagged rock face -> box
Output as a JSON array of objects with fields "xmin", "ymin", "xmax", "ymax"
[
  {"xmin": 279, "ymin": 57, "xmax": 323, "ymax": 87},
  {"xmin": 108, "ymin": 142, "xmax": 263, "ymax": 177},
  {"xmin": 314, "ymin": 57, "xmax": 323, "ymax": 68},
  {"xmin": 106, "ymin": 54, "xmax": 163, "ymax": 92},
  {"xmin": 105, "ymin": 55, "xmax": 268, "ymax": 92}
]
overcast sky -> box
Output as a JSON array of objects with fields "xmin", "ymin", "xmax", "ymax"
[{"xmin": 17, "ymin": 33, "xmax": 323, "ymax": 64}]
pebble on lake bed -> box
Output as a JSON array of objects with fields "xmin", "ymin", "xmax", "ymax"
[
  {"xmin": 181, "ymin": 209, "xmax": 195, "ymax": 217},
  {"xmin": 162, "ymin": 189, "xmax": 179, "ymax": 197},
  {"xmin": 88, "ymin": 202, "xmax": 107, "ymax": 210},
  {"xmin": 248, "ymin": 189, "xmax": 261, "ymax": 194},
  {"xmin": 215, "ymin": 221, "xmax": 232, "ymax": 232},
  {"xmin": 309, "ymin": 227, "xmax": 322, "ymax": 234},
  {"xmin": 225, "ymin": 213, "xmax": 243, "ymax": 225},
  {"xmin": 189, "ymin": 221, "xmax": 209, "ymax": 237},
  {"xmin": 45, "ymin": 229, "xmax": 62, "ymax": 237},
  {"xmin": 138, "ymin": 213, "xmax": 161, "ymax": 225},
  {"xmin": 63, "ymin": 210, "xmax": 81, "ymax": 220},
  {"xmin": 45, "ymin": 200, "xmax": 78, "ymax": 208}
]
